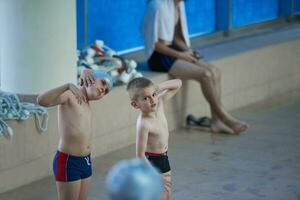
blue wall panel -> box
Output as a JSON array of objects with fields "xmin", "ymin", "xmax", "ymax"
[
  {"xmin": 185, "ymin": 0, "xmax": 216, "ymax": 36},
  {"xmin": 232, "ymin": 0, "xmax": 279, "ymax": 28},
  {"xmin": 77, "ymin": 0, "xmax": 282, "ymax": 52},
  {"xmin": 77, "ymin": 0, "xmax": 217, "ymax": 51},
  {"xmin": 216, "ymin": 0, "xmax": 230, "ymax": 32},
  {"xmin": 295, "ymin": 0, "xmax": 300, "ymax": 14},
  {"xmin": 87, "ymin": 0, "xmax": 146, "ymax": 52},
  {"xmin": 76, "ymin": 0, "xmax": 85, "ymax": 49}
]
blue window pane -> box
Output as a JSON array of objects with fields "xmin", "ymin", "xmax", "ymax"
[
  {"xmin": 77, "ymin": 1, "xmax": 218, "ymax": 52},
  {"xmin": 78, "ymin": 0, "xmax": 146, "ymax": 52},
  {"xmin": 185, "ymin": 0, "xmax": 216, "ymax": 36},
  {"xmin": 295, "ymin": 0, "xmax": 300, "ymax": 15},
  {"xmin": 232, "ymin": 0, "xmax": 279, "ymax": 28}
]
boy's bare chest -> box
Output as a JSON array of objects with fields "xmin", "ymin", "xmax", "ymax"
[
  {"xmin": 60, "ymin": 102, "xmax": 92, "ymax": 123},
  {"xmin": 149, "ymin": 114, "xmax": 168, "ymax": 136},
  {"xmin": 75, "ymin": 105, "xmax": 92, "ymax": 122}
]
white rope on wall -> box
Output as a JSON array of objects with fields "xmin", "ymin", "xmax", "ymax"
[{"xmin": 0, "ymin": 91, "xmax": 48, "ymax": 140}]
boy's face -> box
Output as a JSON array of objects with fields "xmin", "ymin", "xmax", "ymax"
[
  {"xmin": 131, "ymin": 85, "xmax": 158, "ymax": 113},
  {"xmin": 86, "ymin": 79, "xmax": 109, "ymax": 101}
]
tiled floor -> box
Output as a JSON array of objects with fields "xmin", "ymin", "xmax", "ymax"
[{"xmin": 1, "ymin": 91, "xmax": 300, "ymax": 200}]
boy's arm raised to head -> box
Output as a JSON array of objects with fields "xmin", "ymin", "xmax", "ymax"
[
  {"xmin": 157, "ymin": 79, "xmax": 182, "ymax": 101},
  {"xmin": 136, "ymin": 120, "xmax": 151, "ymax": 165},
  {"xmin": 37, "ymin": 83, "xmax": 86, "ymax": 107}
]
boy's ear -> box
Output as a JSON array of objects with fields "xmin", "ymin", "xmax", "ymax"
[{"xmin": 131, "ymin": 100, "xmax": 139, "ymax": 109}]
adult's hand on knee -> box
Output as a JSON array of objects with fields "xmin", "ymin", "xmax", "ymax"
[
  {"xmin": 178, "ymin": 51, "xmax": 198, "ymax": 63},
  {"xmin": 187, "ymin": 49, "xmax": 203, "ymax": 60},
  {"xmin": 193, "ymin": 50, "xmax": 203, "ymax": 60}
]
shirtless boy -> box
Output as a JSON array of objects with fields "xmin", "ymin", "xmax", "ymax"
[
  {"xmin": 37, "ymin": 69, "xmax": 112, "ymax": 200},
  {"xmin": 126, "ymin": 77, "xmax": 182, "ymax": 200}
]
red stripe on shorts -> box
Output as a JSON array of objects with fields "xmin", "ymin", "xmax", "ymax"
[
  {"xmin": 145, "ymin": 152, "xmax": 166, "ymax": 156},
  {"xmin": 56, "ymin": 151, "xmax": 69, "ymax": 182}
]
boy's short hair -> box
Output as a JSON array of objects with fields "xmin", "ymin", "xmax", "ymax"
[{"xmin": 126, "ymin": 77, "xmax": 154, "ymax": 100}]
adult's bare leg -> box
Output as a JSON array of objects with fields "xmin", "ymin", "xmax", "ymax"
[
  {"xmin": 194, "ymin": 60, "xmax": 234, "ymax": 133},
  {"xmin": 201, "ymin": 61, "xmax": 249, "ymax": 128},
  {"xmin": 169, "ymin": 59, "xmax": 248, "ymax": 133},
  {"xmin": 196, "ymin": 60, "xmax": 249, "ymax": 129}
]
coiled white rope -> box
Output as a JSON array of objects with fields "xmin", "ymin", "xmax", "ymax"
[{"xmin": 0, "ymin": 91, "xmax": 48, "ymax": 140}]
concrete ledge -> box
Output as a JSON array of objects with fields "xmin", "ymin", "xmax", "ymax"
[{"xmin": 1, "ymin": 37, "xmax": 300, "ymax": 193}]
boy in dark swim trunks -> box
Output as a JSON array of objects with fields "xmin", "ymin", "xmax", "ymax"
[
  {"xmin": 126, "ymin": 77, "xmax": 182, "ymax": 200},
  {"xmin": 37, "ymin": 69, "xmax": 112, "ymax": 200}
]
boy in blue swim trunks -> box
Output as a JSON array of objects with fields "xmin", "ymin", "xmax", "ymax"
[
  {"xmin": 37, "ymin": 69, "xmax": 112, "ymax": 200},
  {"xmin": 126, "ymin": 77, "xmax": 182, "ymax": 200}
]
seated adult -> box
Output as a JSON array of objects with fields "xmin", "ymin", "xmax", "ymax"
[{"xmin": 141, "ymin": 0, "xmax": 249, "ymax": 134}]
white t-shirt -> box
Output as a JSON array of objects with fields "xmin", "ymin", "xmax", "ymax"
[{"xmin": 141, "ymin": 0, "xmax": 191, "ymax": 59}]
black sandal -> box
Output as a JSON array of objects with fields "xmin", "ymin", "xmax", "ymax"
[{"xmin": 186, "ymin": 114, "xmax": 211, "ymax": 128}]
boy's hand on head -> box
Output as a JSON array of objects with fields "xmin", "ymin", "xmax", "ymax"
[
  {"xmin": 68, "ymin": 83, "xmax": 87, "ymax": 104},
  {"xmin": 80, "ymin": 69, "xmax": 95, "ymax": 87},
  {"xmin": 155, "ymin": 84, "xmax": 167, "ymax": 98},
  {"xmin": 157, "ymin": 79, "xmax": 182, "ymax": 101},
  {"xmin": 155, "ymin": 85, "xmax": 160, "ymax": 93}
]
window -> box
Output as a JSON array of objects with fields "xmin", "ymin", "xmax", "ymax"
[
  {"xmin": 77, "ymin": 0, "xmax": 291, "ymax": 53},
  {"xmin": 77, "ymin": 0, "xmax": 146, "ymax": 53},
  {"xmin": 232, "ymin": 0, "xmax": 279, "ymax": 28},
  {"xmin": 295, "ymin": 0, "xmax": 300, "ymax": 15},
  {"xmin": 185, "ymin": 0, "xmax": 216, "ymax": 37}
]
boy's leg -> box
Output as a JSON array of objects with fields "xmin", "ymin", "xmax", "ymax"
[
  {"xmin": 56, "ymin": 180, "xmax": 81, "ymax": 200},
  {"xmin": 78, "ymin": 177, "xmax": 92, "ymax": 200},
  {"xmin": 162, "ymin": 171, "xmax": 172, "ymax": 200}
]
